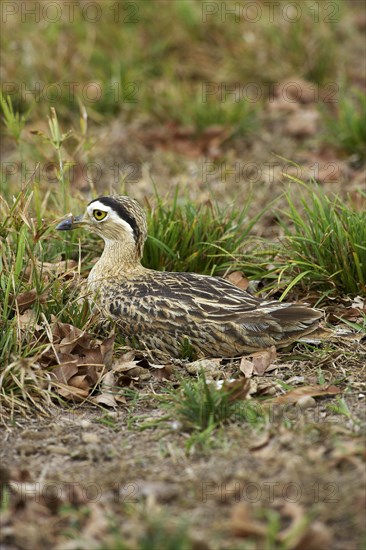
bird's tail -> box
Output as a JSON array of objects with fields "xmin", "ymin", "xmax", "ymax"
[{"xmin": 269, "ymin": 304, "xmax": 323, "ymax": 345}]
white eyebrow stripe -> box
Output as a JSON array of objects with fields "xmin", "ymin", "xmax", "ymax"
[{"xmin": 87, "ymin": 200, "xmax": 111, "ymax": 215}]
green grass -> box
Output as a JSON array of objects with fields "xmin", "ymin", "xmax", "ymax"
[
  {"xmin": 278, "ymin": 181, "xmax": 366, "ymax": 298},
  {"xmin": 0, "ymin": 92, "xmax": 31, "ymax": 144},
  {"xmin": 97, "ymin": 513, "xmax": 191, "ymax": 550},
  {"xmin": 1, "ymin": 0, "xmax": 348, "ymax": 124},
  {"xmin": 159, "ymin": 372, "xmax": 266, "ymax": 451},
  {"xmin": 321, "ymin": 88, "xmax": 366, "ymax": 160},
  {"xmin": 2, "ymin": 175, "xmax": 364, "ymax": 412},
  {"xmin": 144, "ymin": 187, "xmax": 272, "ymax": 277},
  {"xmin": 0, "ymin": 180, "xmax": 93, "ymax": 412},
  {"xmin": 162, "ymin": 373, "xmax": 265, "ymax": 432},
  {"xmin": 148, "ymin": 83, "xmax": 258, "ymax": 136},
  {"xmin": 1, "ymin": 99, "xmax": 365, "ymax": 414},
  {"xmin": 340, "ymin": 313, "xmax": 366, "ymax": 334},
  {"xmin": 258, "ymin": 0, "xmax": 341, "ymax": 85}
]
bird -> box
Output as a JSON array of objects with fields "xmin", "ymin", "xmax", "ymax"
[{"xmin": 56, "ymin": 195, "xmax": 322, "ymax": 360}]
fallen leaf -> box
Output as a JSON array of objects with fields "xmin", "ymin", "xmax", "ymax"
[
  {"xmin": 292, "ymin": 521, "xmax": 332, "ymax": 550},
  {"xmin": 239, "ymin": 346, "xmax": 277, "ymax": 377},
  {"xmin": 112, "ymin": 361, "xmax": 143, "ymax": 373},
  {"xmin": 276, "ymin": 502, "xmax": 332, "ymax": 549},
  {"xmin": 249, "ymin": 431, "xmax": 272, "ymax": 451},
  {"xmin": 68, "ymin": 374, "xmax": 90, "ymax": 392},
  {"xmin": 15, "ymin": 289, "xmax": 48, "ymax": 313},
  {"xmin": 149, "ymin": 363, "xmax": 174, "ymax": 380},
  {"xmin": 42, "ymin": 321, "xmax": 115, "ymax": 401},
  {"xmin": 224, "ymin": 377, "xmax": 251, "ymax": 402},
  {"xmin": 276, "ymin": 501, "xmax": 305, "ymax": 541},
  {"xmin": 51, "ymin": 362, "xmax": 79, "ymax": 384},
  {"xmin": 268, "ymin": 384, "xmax": 342, "ymax": 405},
  {"xmin": 286, "ymin": 109, "xmax": 319, "ymax": 137},
  {"xmin": 56, "ymin": 385, "xmax": 89, "ymax": 400},
  {"xmin": 185, "ymin": 358, "xmax": 223, "ymax": 377},
  {"xmin": 91, "ymin": 371, "xmax": 119, "ymax": 407},
  {"xmin": 239, "ymin": 357, "xmax": 254, "ymax": 378},
  {"xmin": 226, "ymin": 271, "xmax": 250, "ymax": 291},
  {"xmin": 230, "ymin": 502, "xmax": 267, "ymax": 538},
  {"xmin": 16, "ymin": 309, "xmax": 40, "ymax": 330},
  {"xmin": 251, "ymin": 346, "xmax": 277, "ymax": 375}
]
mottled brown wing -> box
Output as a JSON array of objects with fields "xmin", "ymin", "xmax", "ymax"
[
  {"xmin": 107, "ymin": 270, "xmax": 321, "ymax": 355},
  {"xmin": 125, "ymin": 271, "xmax": 299, "ymax": 327},
  {"xmin": 132, "ymin": 271, "xmax": 262, "ymax": 315}
]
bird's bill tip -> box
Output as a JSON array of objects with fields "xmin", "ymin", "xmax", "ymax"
[{"xmin": 56, "ymin": 215, "xmax": 84, "ymax": 231}]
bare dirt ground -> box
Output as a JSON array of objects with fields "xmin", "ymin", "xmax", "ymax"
[{"xmin": 1, "ymin": 339, "xmax": 365, "ymax": 549}]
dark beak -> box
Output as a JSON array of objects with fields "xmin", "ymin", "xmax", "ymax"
[{"xmin": 56, "ymin": 215, "xmax": 84, "ymax": 231}]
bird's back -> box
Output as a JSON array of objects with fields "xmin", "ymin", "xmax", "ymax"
[{"xmin": 91, "ymin": 268, "xmax": 322, "ymax": 358}]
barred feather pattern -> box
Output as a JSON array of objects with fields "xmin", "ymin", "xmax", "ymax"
[{"xmin": 88, "ymin": 268, "xmax": 322, "ymax": 359}]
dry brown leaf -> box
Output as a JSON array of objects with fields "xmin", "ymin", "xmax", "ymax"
[
  {"xmin": 112, "ymin": 360, "xmax": 142, "ymax": 373},
  {"xmin": 277, "ymin": 501, "xmax": 304, "ymax": 541},
  {"xmin": 58, "ymin": 330, "xmax": 91, "ymax": 354},
  {"xmin": 119, "ymin": 350, "xmax": 136, "ymax": 361},
  {"xmin": 268, "ymin": 384, "xmax": 342, "ymax": 405},
  {"xmin": 15, "ymin": 289, "xmax": 48, "ymax": 313},
  {"xmin": 230, "ymin": 502, "xmax": 267, "ymax": 538},
  {"xmin": 149, "ymin": 363, "xmax": 173, "ymax": 380},
  {"xmin": 185, "ymin": 358, "xmax": 223, "ymax": 377},
  {"xmin": 226, "ymin": 271, "xmax": 250, "ymax": 291},
  {"xmin": 51, "ymin": 362, "xmax": 79, "ymax": 384},
  {"xmin": 224, "ymin": 378, "xmax": 251, "ymax": 402},
  {"xmin": 239, "ymin": 347, "xmax": 277, "ymax": 377},
  {"xmin": 91, "ymin": 393, "xmax": 119, "ymax": 407},
  {"xmin": 251, "ymin": 346, "xmax": 277, "ymax": 375},
  {"xmin": 16, "ymin": 309, "xmax": 40, "ymax": 330},
  {"xmin": 56, "ymin": 384, "xmax": 89, "ymax": 400},
  {"xmin": 43, "ymin": 321, "xmax": 115, "ymax": 401},
  {"xmin": 239, "ymin": 357, "xmax": 254, "ymax": 378},
  {"xmin": 292, "ymin": 521, "xmax": 332, "ymax": 550},
  {"xmin": 100, "ymin": 335, "xmax": 115, "ymax": 368},
  {"xmin": 286, "ymin": 109, "xmax": 319, "ymax": 137},
  {"xmin": 276, "ymin": 502, "xmax": 332, "ymax": 548},
  {"xmin": 249, "ymin": 431, "xmax": 271, "ymax": 451},
  {"xmin": 68, "ymin": 374, "xmax": 90, "ymax": 392},
  {"xmin": 91, "ymin": 371, "xmax": 120, "ymax": 407},
  {"xmin": 34, "ymin": 259, "xmax": 78, "ymax": 278}
]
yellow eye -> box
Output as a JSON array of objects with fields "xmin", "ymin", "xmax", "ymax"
[{"xmin": 93, "ymin": 209, "xmax": 107, "ymax": 221}]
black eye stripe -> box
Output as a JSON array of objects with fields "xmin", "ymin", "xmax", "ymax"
[{"xmin": 90, "ymin": 197, "xmax": 140, "ymax": 241}]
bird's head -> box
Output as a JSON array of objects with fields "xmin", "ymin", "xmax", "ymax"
[{"xmin": 56, "ymin": 195, "xmax": 148, "ymax": 258}]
